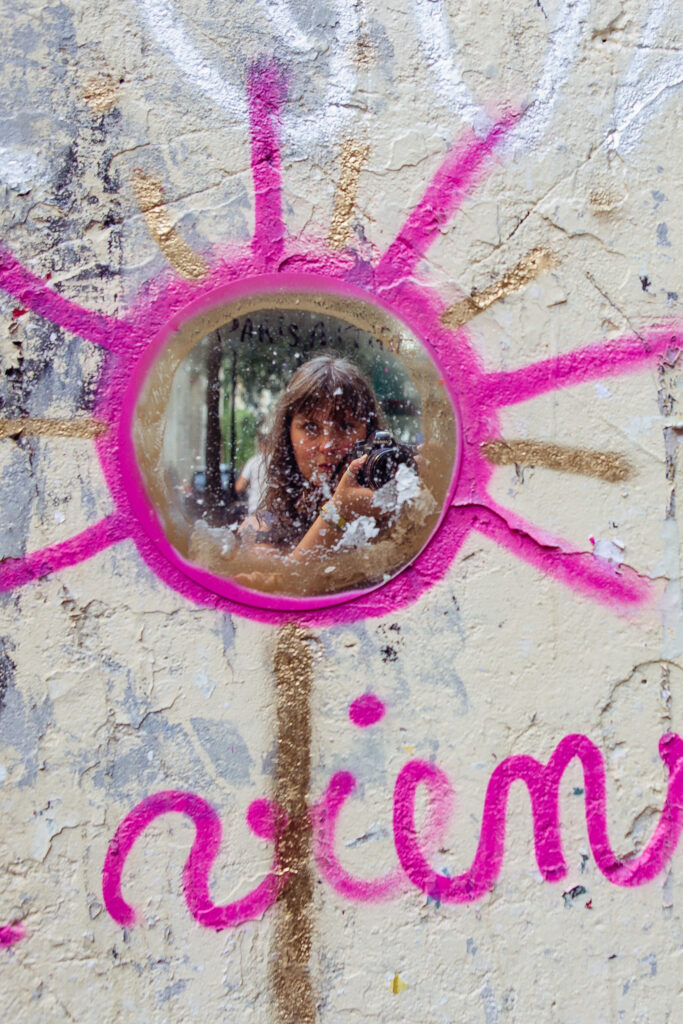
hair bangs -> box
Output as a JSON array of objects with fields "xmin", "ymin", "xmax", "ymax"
[{"xmin": 292, "ymin": 361, "xmax": 375, "ymax": 425}]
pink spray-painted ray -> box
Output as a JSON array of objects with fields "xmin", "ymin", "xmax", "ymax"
[
  {"xmin": 393, "ymin": 733, "xmax": 683, "ymax": 903},
  {"xmin": 462, "ymin": 498, "xmax": 652, "ymax": 607},
  {"xmin": 0, "ymin": 246, "xmax": 133, "ymax": 352},
  {"xmin": 248, "ymin": 60, "xmax": 287, "ymax": 271},
  {"xmin": 483, "ymin": 325, "xmax": 682, "ymax": 409},
  {"xmin": 375, "ymin": 115, "xmax": 515, "ymax": 289},
  {"xmin": 0, "ymin": 514, "xmax": 131, "ymax": 592}
]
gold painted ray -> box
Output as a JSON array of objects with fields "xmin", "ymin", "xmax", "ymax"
[
  {"xmin": 328, "ymin": 140, "xmax": 370, "ymax": 251},
  {"xmin": 132, "ymin": 170, "xmax": 208, "ymax": 281},
  {"xmin": 0, "ymin": 418, "xmax": 108, "ymax": 441},
  {"xmin": 483, "ymin": 440, "xmax": 631, "ymax": 483},
  {"xmin": 442, "ymin": 248, "xmax": 556, "ymax": 329}
]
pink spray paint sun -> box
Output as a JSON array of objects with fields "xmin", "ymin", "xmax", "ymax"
[{"xmin": 0, "ymin": 58, "xmax": 680, "ymax": 626}]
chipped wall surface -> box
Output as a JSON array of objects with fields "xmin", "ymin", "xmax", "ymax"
[{"xmin": 1, "ymin": 1, "xmax": 683, "ymax": 1021}]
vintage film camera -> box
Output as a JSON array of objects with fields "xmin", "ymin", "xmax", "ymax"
[{"xmin": 343, "ymin": 430, "xmax": 418, "ymax": 490}]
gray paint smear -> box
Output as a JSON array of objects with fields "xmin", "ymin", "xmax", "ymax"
[
  {"xmin": 89, "ymin": 713, "xmax": 217, "ymax": 800},
  {"xmin": 0, "ymin": 642, "xmax": 54, "ymax": 788},
  {"xmin": 0, "ymin": 443, "xmax": 35, "ymax": 559},
  {"xmin": 190, "ymin": 717, "xmax": 253, "ymax": 785}
]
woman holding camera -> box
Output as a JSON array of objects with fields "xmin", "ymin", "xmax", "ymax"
[{"xmin": 240, "ymin": 355, "xmax": 389, "ymax": 560}]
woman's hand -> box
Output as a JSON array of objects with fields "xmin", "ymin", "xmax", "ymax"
[
  {"xmin": 232, "ymin": 570, "xmax": 283, "ymax": 591},
  {"xmin": 330, "ymin": 457, "xmax": 380, "ymax": 522}
]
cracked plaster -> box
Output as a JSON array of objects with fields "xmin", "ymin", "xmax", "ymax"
[{"xmin": 0, "ymin": 0, "xmax": 683, "ymax": 1021}]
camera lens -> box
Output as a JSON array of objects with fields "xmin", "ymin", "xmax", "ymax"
[{"xmin": 365, "ymin": 446, "xmax": 415, "ymax": 489}]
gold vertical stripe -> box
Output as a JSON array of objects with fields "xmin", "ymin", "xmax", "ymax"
[
  {"xmin": 271, "ymin": 624, "xmax": 316, "ymax": 1024},
  {"xmin": 441, "ymin": 248, "xmax": 556, "ymax": 329},
  {"xmin": 328, "ymin": 140, "xmax": 370, "ymax": 251},
  {"xmin": 0, "ymin": 418, "xmax": 108, "ymax": 440},
  {"xmin": 483, "ymin": 439, "xmax": 632, "ymax": 482},
  {"xmin": 132, "ymin": 170, "xmax": 208, "ymax": 281}
]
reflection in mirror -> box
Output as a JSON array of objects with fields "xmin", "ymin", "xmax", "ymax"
[{"xmin": 133, "ymin": 292, "xmax": 457, "ymax": 600}]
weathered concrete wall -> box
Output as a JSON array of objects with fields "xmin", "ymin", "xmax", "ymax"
[{"xmin": 1, "ymin": 1, "xmax": 682, "ymax": 1021}]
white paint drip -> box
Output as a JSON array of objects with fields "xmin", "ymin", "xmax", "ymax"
[
  {"xmin": 413, "ymin": 0, "xmax": 492, "ymax": 135},
  {"xmin": 412, "ymin": 0, "xmax": 592, "ymax": 153},
  {"xmin": 136, "ymin": 0, "xmax": 247, "ymax": 122},
  {"xmin": 135, "ymin": 0, "xmax": 358, "ymax": 146},
  {"xmin": 611, "ymin": 0, "xmax": 683, "ymax": 153}
]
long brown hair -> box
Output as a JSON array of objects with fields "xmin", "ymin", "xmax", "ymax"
[{"xmin": 260, "ymin": 356, "xmax": 382, "ymax": 544}]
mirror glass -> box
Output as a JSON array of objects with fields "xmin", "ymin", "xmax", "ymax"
[{"xmin": 132, "ymin": 289, "xmax": 458, "ymax": 600}]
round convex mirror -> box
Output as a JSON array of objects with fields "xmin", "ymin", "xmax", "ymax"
[{"xmin": 130, "ymin": 285, "xmax": 459, "ymax": 604}]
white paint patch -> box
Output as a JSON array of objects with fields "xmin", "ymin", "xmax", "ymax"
[
  {"xmin": 412, "ymin": 0, "xmax": 592, "ymax": 153},
  {"xmin": 0, "ymin": 145, "xmax": 44, "ymax": 192},
  {"xmin": 508, "ymin": 0, "xmax": 593, "ymax": 153},
  {"xmin": 259, "ymin": 0, "xmax": 312, "ymax": 53},
  {"xmin": 373, "ymin": 463, "xmax": 423, "ymax": 514},
  {"xmin": 336, "ymin": 514, "xmax": 380, "ymax": 550},
  {"xmin": 193, "ymin": 665, "xmax": 216, "ymax": 700},
  {"xmin": 593, "ymin": 536, "xmax": 625, "ymax": 564},
  {"xmin": 280, "ymin": 0, "xmax": 359, "ymax": 146}
]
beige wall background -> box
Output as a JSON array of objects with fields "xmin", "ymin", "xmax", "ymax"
[{"xmin": 1, "ymin": 1, "xmax": 682, "ymax": 1020}]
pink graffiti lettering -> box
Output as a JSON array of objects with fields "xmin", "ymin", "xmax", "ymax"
[
  {"xmin": 103, "ymin": 733, "xmax": 683, "ymax": 931},
  {"xmin": 312, "ymin": 767, "xmax": 453, "ymax": 901},
  {"xmin": 102, "ymin": 791, "xmax": 286, "ymax": 930},
  {"xmin": 394, "ymin": 733, "xmax": 683, "ymax": 902}
]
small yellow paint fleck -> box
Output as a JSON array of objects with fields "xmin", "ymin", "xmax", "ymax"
[
  {"xmin": 391, "ymin": 974, "xmax": 408, "ymax": 995},
  {"xmin": 403, "ymin": 745, "xmax": 415, "ymax": 756}
]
